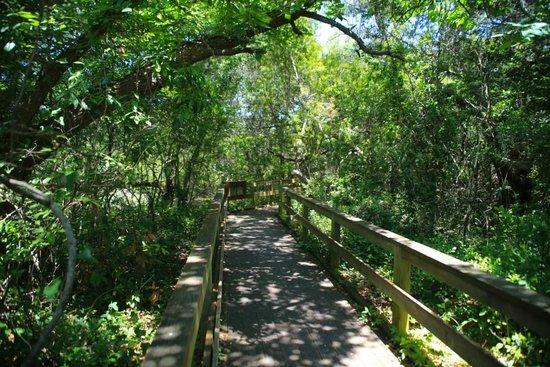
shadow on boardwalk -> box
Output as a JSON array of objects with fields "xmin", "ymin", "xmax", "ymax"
[{"xmin": 221, "ymin": 207, "xmax": 401, "ymax": 367}]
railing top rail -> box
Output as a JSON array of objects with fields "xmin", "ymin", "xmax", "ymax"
[
  {"xmin": 283, "ymin": 187, "xmax": 550, "ymax": 338},
  {"xmin": 225, "ymin": 178, "xmax": 292, "ymax": 185},
  {"xmin": 143, "ymin": 189, "xmax": 225, "ymax": 367},
  {"xmin": 224, "ymin": 178, "xmax": 295, "ymax": 202}
]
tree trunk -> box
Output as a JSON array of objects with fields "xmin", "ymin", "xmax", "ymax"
[{"xmin": 179, "ymin": 142, "xmax": 204, "ymax": 205}]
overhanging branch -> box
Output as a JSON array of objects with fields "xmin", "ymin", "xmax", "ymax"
[{"xmin": 298, "ymin": 11, "xmax": 404, "ymax": 61}]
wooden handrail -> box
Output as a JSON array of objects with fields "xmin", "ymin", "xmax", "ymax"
[
  {"xmin": 281, "ymin": 187, "xmax": 550, "ymax": 366},
  {"xmin": 224, "ymin": 178, "xmax": 295, "ymax": 202},
  {"xmin": 143, "ymin": 189, "xmax": 226, "ymax": 367}
]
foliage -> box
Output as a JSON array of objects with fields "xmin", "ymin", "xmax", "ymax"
[{"xmin": 0, "ymin": 180, "xmax": 207, "ymax": 365}]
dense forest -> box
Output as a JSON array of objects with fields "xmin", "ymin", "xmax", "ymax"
[{"xmin": 1, "ymin": 0, "xmax": 549, "ymax": 366}]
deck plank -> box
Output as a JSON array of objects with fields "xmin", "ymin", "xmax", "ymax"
[{"xmin": 221, "ymin": 208, "xmax": 401, "ymax": 367}]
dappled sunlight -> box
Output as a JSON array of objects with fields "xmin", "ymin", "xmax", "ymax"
[{"xmin": 221, "ymin": 207, "xmax": 401, "ymax": 366}]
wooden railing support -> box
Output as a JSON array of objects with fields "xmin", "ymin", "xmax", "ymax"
[
  {"xmin": 196, "ymin": 263, "xmax": 213, "ymax": 361},
  {"xmin": 284, "ymin": 189, "xmax": 292, "ymax": 226},
  {"xmin": 203, "ymin": 221, "xmax": 225, "ymax": 367},
  {"xmin": 391, "ymin": 247, "xmax": 411, "ymax": 334},
  {"xmin": 143, "ymin": 189, "xmax": 225, "ymax": 367},
  {"xmin": 225, "ymin": 179, "xmax": 292, "ymax": 204},
  {"xmin": 328, "ymin": 220, "xmax": 341, "ymax": 272},
  {"xmin": 251, "ymin": 181, "xmax": 256, "ymax": 207},
  {"xmin": 301, "ymin": 203, "xmax": 310, "ymax": 237},
  {"xmin": 268, "ymin": 181, "xmax": 274, "ymax": 205},
  {"xmin": 277, "ymin": 183, "xmax": 284, "ymax": 219}
]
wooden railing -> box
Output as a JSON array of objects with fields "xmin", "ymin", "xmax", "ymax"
[
  {"xmin": 142, "ymin": 178, "xmax": 292, "ymax": 367},
  {"xmin": 280, "ymin": 187, "xmax": 550, "ymax": 367},
  {"xmin": 140, "ymin": 178, "xmax": 549, "ymax": 367},
  {"xmin": 143, "ymin": 189, "xmax": 226, "ymax": 367},
  {"xmin": 224, "ymin": 178, "xmax": 293, "ymax": 201}
]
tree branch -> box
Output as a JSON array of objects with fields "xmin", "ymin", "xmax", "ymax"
[
  {"xmin": 0, "ymin": 176, "xmax": 77, "ymax": 367},
  {"xmin": 290, "ymin": 21, "xmax": 305, "ymax": 36},
  {"xmin": 11, "ymin": 1, "xmax": 141, "ymax": 129},
  {"xmin": 298, "ymin": 11, "xmax": 404, "ymax": 60}
]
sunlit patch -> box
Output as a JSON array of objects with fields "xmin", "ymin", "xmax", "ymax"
[
  {"xmin": 289, "ymin": 354, "xmax": 300, "ymax": 361},
  {"xmin": 239, "ymin": 297, "xmax": 252, "ymax": 305},
  {"xmin": 266, "ymin": 284, "xmax": 281, "ymax": 301},
  {"xmin": 335, "ymin": 299, "xmax": 349, "ymax": 308},
  {"xmin": 257, "ymin": 355, "xmax": 280, "ymax": 366},
  {"xmin": 179, "ymin": 275, "xmax": 202, "ymax": 286}
]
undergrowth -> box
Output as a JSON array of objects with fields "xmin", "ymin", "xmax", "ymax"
[{"xmin": 0, "ymin": 198, "xmax": 208, "ymax": 366}]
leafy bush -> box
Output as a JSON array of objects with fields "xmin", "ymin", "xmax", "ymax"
[{"xmin": 0, "ymin": 194, "xmax": 207, "ymax": 366}]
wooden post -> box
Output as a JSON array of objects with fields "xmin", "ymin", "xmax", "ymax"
[
  {"xmin": 329, "ymin": 220, "xmax": 341, "ymax": 272},
  {"xmin": 285, "ymin": 191, "xmax": 292, "ymax": 226},
  {"xmin": 392, "ymin": 247, "xmax": 412, "ymax": 334},
  {"xmin": 278, "ymin": 183, "xmax": 283, "ymax": 219},
  {"xmin": 197, "ymin": 257, "xmax": 213, "ymax": 364},
  {"xmin": 301, "ymin": 203, "xmax": 310, "ymax": 237},
  {"xmin": 251, "ymin": 181, "xmax": 256, "ymax": 208}
]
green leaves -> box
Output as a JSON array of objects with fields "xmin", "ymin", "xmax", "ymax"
[
  {"xmin": 16, "ymin": 10, "xmax": 37, "ymax": 20},
  {"xmin": 78, "ymin": 246, "xmax": 95, "ymax": 262},
  {"xmin": 3, "ymin": 41, "xmax": 15, "ymax": 52},
  {"xmin": 65, "ymin": 171, "xmax": 77, "ymax": 190},
  {"xmin": 493, "ymin": 21, "xmax": 550, "ymax": 51},
  {"xmin": 326, "ymin": 1, "xmax": 345, "ymax": 19},
  {"xmin": 54, "ymin": 171, "xmax": 78, "ymax": 190},
  {"xmin": 16, "ymin": 10, "xmax": 40, "ymax": 27},
  {"xmin": 253, "ymin": 12, "xmax": 272, "ymax": 26},
  {"xmin": 43, "ymin": 278, "xmax": 62, "ymax": 299},
  {"xmin": 511, "ymin": 21, "xmax": 550, "ymax": 39}
]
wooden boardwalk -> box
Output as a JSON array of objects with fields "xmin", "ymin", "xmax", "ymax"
[
  {"xmin": 144, "ymin": 181, "xmax": 550, "ymax": 367},
  {"xmin": 221, "ymin": 208, "xmax": 401, "ymax": 367}
]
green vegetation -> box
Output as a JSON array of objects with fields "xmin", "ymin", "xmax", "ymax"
[{"xmin": 1, "ymin": 0, "xmax": 548, "ymax": 365}]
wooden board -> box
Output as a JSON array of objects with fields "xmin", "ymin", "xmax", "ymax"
[{"xmin": 223, "ymin": 208, "xmax": 402, "ymax": 367}]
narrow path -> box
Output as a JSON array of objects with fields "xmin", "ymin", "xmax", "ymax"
[{"xmin": 221, "ymin": 207, "xmax": 401, "ymax": 367}]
